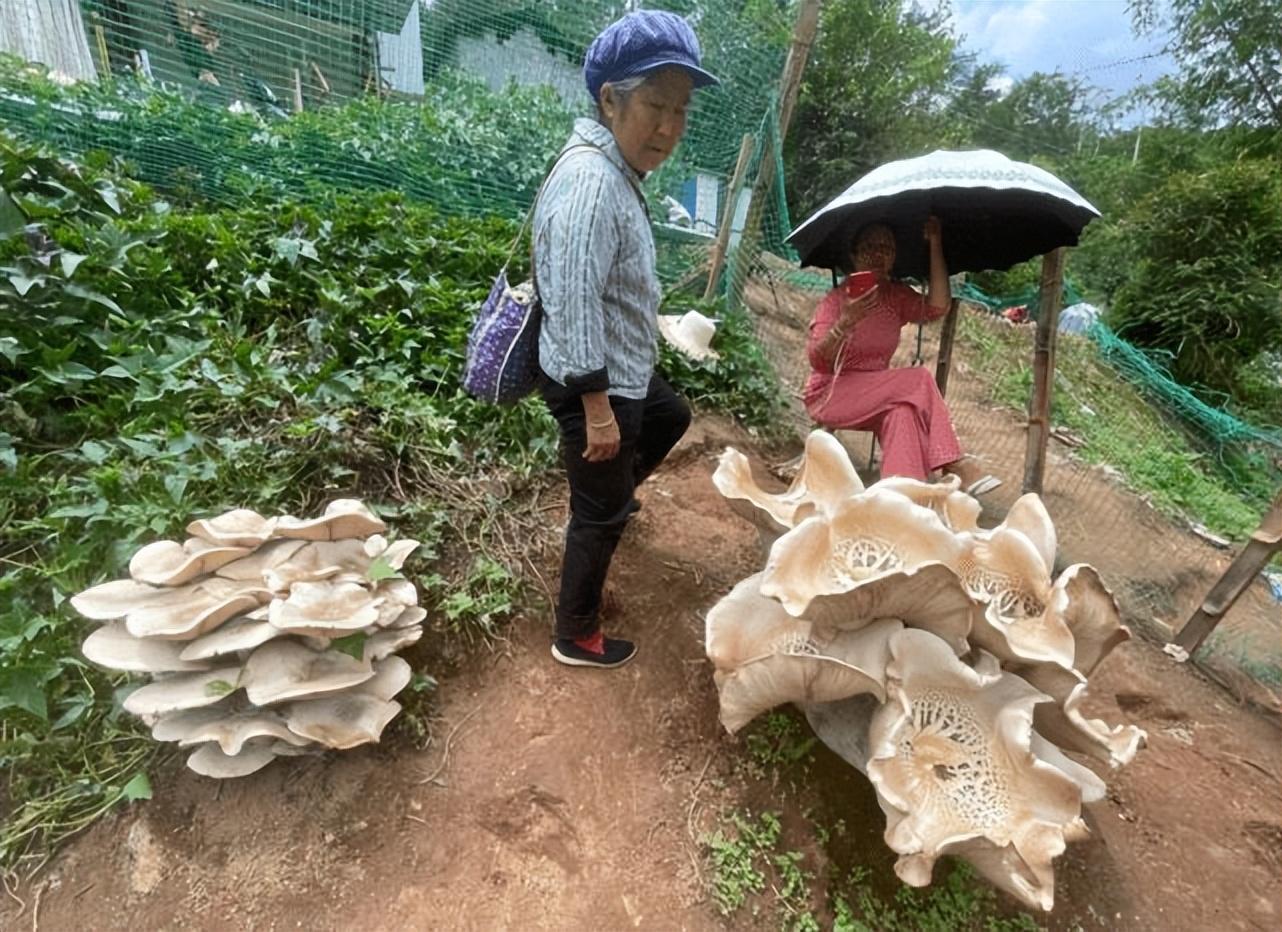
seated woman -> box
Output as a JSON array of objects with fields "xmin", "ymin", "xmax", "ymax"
[{"xmin": 803, "ymin": 217, "xmax": 1000, "ymax": 495}]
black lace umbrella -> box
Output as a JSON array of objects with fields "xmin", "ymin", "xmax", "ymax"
[{"xmin": 787, "ymin": 149, "xmax": 1100, "ymax": 277}]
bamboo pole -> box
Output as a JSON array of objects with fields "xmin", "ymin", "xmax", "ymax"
[
  {"xmin": 292, "ymin": 68, "xmax": 304, "ymax": 112},
  {"xmin": 1022, "ymin": 248, "xmax": 1066, "ymax": 495},
  {"xmin": 703, "ymin": 134, "xmax": 755, "ymax": 301},
  {"xmin": 1174, "ymin": 487, "xmax": 1282, "ymax": 655},
  {"xmin": 94, "ymin": 24, "xmax": 111, "ymax": 77},
  {"xmin": 777, "ymin": 0, "xmax": 822, "ymax": 137},
  {"xmin": 933, "ymin": 299, "xmax": 961, "ymax": 398}
]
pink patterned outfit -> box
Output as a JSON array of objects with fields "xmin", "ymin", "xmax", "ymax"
[{"xmin": 804, "ymin": 277, "xmax": 961, "ymax": 480}]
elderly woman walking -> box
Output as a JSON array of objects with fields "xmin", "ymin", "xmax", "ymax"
[{"xmin": 534, "ymin": 11, "xmax": 719, "ymax": 669}]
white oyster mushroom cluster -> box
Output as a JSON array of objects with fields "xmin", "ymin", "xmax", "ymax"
[
  {"xmin": 708, "ymin": 431, "xmax": 1146, "ymax": 911},
  {"xmin": 72, "ymin": 500, "xmax": 425, "ymax": 779}
]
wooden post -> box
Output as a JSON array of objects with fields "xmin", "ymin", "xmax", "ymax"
[
  {"xmin": 94, "ymin": 24, "xmax": 111, "ymax": 77},
  {"xmin": 777, "ymin": 0, "xmax": 822, "ymax": 138},
  {"xmin": 1022, "ymin": 248, "xmax": 1066, "ymax": 495},
  {"xmin": 934, "ymin": 298, "xmax": 960, "ymax": 398},
  {"xmin": 292, "ymin": 68, "xmax": 304, "ymax": 112},
  {"xmin": 703, "ymin": 133, "xmax": 755, "ymax": 301},
  {"xmin": 1174, "ymin": 488, "xmax": 1282, "ymax": 655}
]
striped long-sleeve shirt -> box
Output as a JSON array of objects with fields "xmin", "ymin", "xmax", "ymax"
[{"xmin": 534, "ymin": 118, "xmax": 659, "ymax": 400}]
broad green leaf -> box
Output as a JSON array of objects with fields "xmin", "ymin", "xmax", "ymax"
[
  {"xmin": 122, "ymin": 772, "xmax": 153, "ymax": 802},
  {"xmin": 63, "ymin": 283, "xmax": 124, "ymax": 314},
  {"xmin": 205, "ymin": 679, "xmax": 235, "ymax": 697},
  {"xmin": 164, "ymin": 474, "xmax": 187, "ymax": 504},
  {"xmin": 7, "ymin": 272, "xmax": 41, "ymax": 296},
  {"xmin": 60, "ymin": 252, "xmax": 88, "ymax": 278},
  {"xmin": 366, "ymin": 555, "xmax": 400, "ymax": 582},
  {"xmin": 330, "ymin": 632, "xmax": 367, "ymax": 661},
  {"xmin": 0, "ymin": 185, "xmax": 25, "ymax": 238},
  {"xmin": 80, "ymin": 439, "xmax": 111, "ymax": 464},
  {"xmin": 0, "ymin": 669, "xmax": 48, "ymax": 721},
  {"xmin": 49, "ymin": 498, "xmax": 109, "ymax": 519}
]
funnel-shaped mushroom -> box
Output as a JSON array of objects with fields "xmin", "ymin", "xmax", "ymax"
[
  {"xmin": 959, "ymin": 529, "xmax": 1075, "ymax": 669},
  {"xmin": 761, "ymin": 491, "xmax": 966, "ymax": 616},
  {"xmin": 713, "ymin": 431, "xmax": 864, "ymax": 533},
  {"xmin": 1016, "ymin": 663, "xmax": 1146, "ymax": 768},
  {"xmin": 187, "ymin": 508, "xmax": 277, "ymax": 548},
  {"xmin": 275, "ymin": 499, "xmax": 387, "ymax": 541},
  {"xmin": 71, "ymin": 578, "xmax": 196, "ymax": 620},
  {"xmin": 240, "ymin": 640, "xmax": 374, "ymax": 706},
  {"xmin": 83, "ymin": 622, "xmax": 213, "ymax": 673},
  {"xmin": 364, "ymin": 626, "xmax": 423, "ymax": 663},
  {"xmin": 707, "ymin": 575, "xmax": 899, "ymax": 733},
  {"xmin": 1054, "ymin": 564, "xmax": 1130, "ymax": 675},
  {"xmin": 866, "ymin": 629, "xmax": 1090, "ymax": 911},
  {"xmin": 872, "ymin": 475, "xmax": 981, "ymax": 533},
  {"xmin": 129, "ymin": 539, "xmax": 252, "ymax": 587},
  {"xmin": 283, "ymin": 694, "xmax": 401, "ymax": 749}
]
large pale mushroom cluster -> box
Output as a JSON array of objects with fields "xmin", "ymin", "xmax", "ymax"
[
  {"xmin": 72, "ymin": 500, "xmax": 425, "ymax": 779},
  {"xmin": 707, "ymin": 431, "xmax": 1145, "ymax": 911}
]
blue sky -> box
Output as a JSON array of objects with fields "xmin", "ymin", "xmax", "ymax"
[{"xmin": 948, "ymin": 0, "xmax": 1175, "ymax": 108}]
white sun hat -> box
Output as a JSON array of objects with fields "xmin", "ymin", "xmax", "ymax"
[{"xmin": 657, "ymin": 309, "xmax": 720, "ymax": 361}]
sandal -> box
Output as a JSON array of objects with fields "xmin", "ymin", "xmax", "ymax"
[{"xmin": 963, "ymin": 475, "xmax": 1003, "ymax": 497}]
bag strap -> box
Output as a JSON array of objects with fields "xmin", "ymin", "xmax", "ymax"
[{"xmin": 506, "ymin": 141, "xmax": 652, "ymax": 285}]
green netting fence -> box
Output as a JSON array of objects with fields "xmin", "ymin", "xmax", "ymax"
[{"xmin": 0, "ymin": 1, "xmax": 798, "ymax": 268}]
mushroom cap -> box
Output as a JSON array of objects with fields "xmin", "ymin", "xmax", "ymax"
[
  {"xmin": 1053, "ymin": 564, "xmax": 1129, "ymax": 675},
  {"xmin": 240, "ymin": 640, "xmax": 374, "ymax": 706},
  {"xmin": 214, "ymin": 539, "xmax": 308, "ymax": 582},
  {"xmin": 761, "ymin": 491, "xmax": 966, "ymax": 616},
  {"xmin": 358, "ymin": 655, "xmax": 413, "ymax": 701},
  {"xmin": 998, "ymin": 493, "xmax": 1057, "ymax": 576},
  {"xmin": 151, "ymin": 706, "xmax": 228, "ymax": 743},
  {"xmin": 125, "ymin": 587, "xmax": 262, "ymax": 641},
  {"xmin": 267, "ymin": 580, "xmax": 382, "ymax": 637},
  {"xmin": 866, "ymin": 630, "xmax": 1088, "ymax": 912},
  {"xmin": 373, "ymin": 578, "xmax": 418, "ymax": 607},
  {"xmin": 178, "ymin": 613, "xmax": 284, "ymax": 661},
  {"xmin": 283, "ymin": 694, "xmax": 401, "ymax": 749},
  {"xmin": 363, "ymin": 626, "xmax": 423, "ymax": 663},
  {"xmin": 71, "ymin": 578, "xmax": 194, "ymax": 621},
  {"xmin": 175, "ymin": 709, "xmax": 313, "ymax": 755},
  {"xmin": 389, "ymin": 606, "xmax": 427, "ymax": 629},
  {"xmin": 274, "ymin": 499, "xmax": 386, "ymax": 541},
  {"xmin": 186, "ymin": 741, "xmax": 278, "ymax": 779},
  {"xmin": 128, "ymin": 538, "xmax": 252, "ymax": 587},
  {"xmin": 706, "ymin": 575, "xmax": 900, "ymax": 733},
  {"xmin": 263, "ymin": 539, "xmax": 371, "ymax": 591},
  {"xmin": 800, "ymin": 562, "xmax": 976, "ymax": 655},
  {"xmin": 83, "ymin": 621, "xmax": 213, "ymax": 673},
  {"xmin": 871, "ymin": 475, "xmax": 981, "ymax": 533},
  {"xmin": 712, "ymin": 431, "xmax": 864, "ymax": 532},
  {"xmin": 123, "ymin": 668, "xmax": 241, "ymax": 716},
  {"xmin": 187, "ymin": 508, "xmax": 277, "ymax": 547}
]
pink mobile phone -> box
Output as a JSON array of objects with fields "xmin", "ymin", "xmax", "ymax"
[{"xmin": 845, "ymin": 270, "xmax": 877, "ymax": 298}]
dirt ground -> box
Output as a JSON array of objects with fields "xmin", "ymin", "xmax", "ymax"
[{"xmin": 5, "ymin": 282, "xmax": 1281, "ymax": 931}]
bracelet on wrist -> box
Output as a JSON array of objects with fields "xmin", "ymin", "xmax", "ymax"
[{"xmin": 588, "ymin": 415, "xmax": 616, "ymax": 429}]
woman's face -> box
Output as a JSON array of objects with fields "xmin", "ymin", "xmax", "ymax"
[
  {"xmin": 852, "ymin": 225, "xmax": 896, "ymax": 276},
  {"xmin": 601, "ymin": 69, "xmax": 693, "ymax": 174}
]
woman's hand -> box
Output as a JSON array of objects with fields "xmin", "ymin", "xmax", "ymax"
[
  {"xmin": 838, "ymin": 285, "xmax": 879, "ymax": 329},
  {"xmin": 583, "ymin": 417, "xmax": 621, "ymax": 461},
  {"xmin": 580, "ymin": 391, "xmax": 620, "ymax": 462},
  {"xmin": 923, "ymin": 214, "xmax": 942, "ymax": 245}
]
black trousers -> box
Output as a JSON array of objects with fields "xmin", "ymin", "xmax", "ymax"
[{"xmin": 541, "ymin": 373, "xmax": 691, "ymax": 641}]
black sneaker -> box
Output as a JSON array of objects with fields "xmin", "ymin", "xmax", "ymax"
[{"xmin": 551, "ymin": 637, "xmax": 638, "ymax": 669}]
